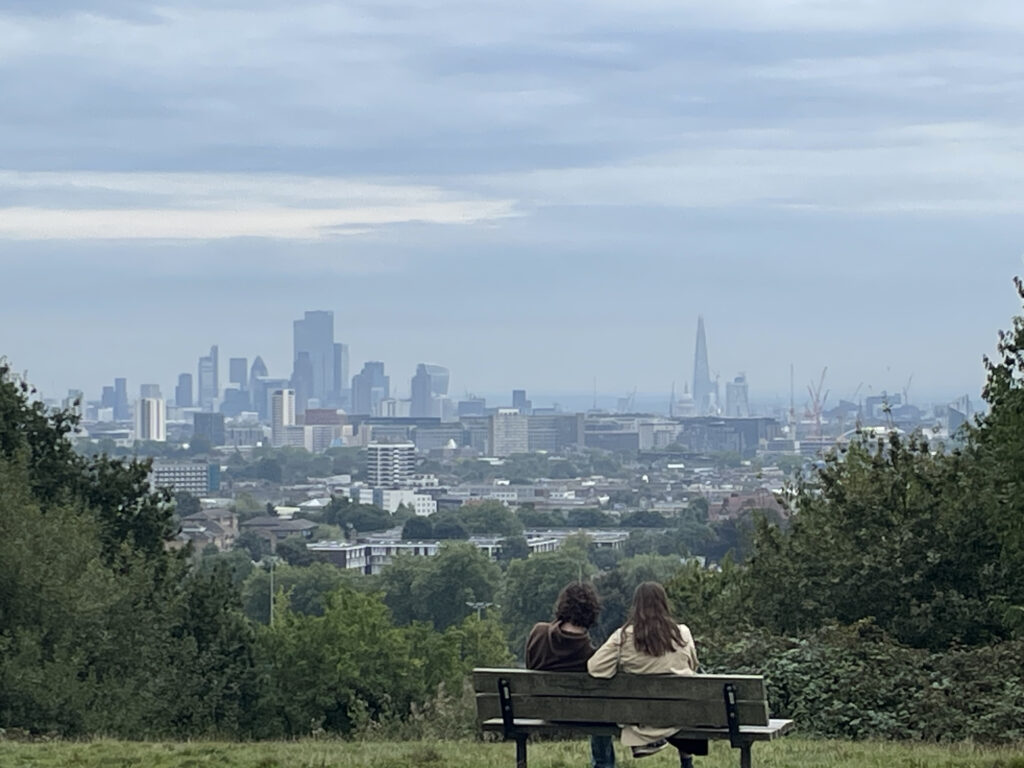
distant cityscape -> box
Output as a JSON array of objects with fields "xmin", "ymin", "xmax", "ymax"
[{"xmin": 54, "ymin": 309, "xmax": 974, "ymax": 457}]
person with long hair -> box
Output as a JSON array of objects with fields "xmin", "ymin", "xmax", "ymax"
[
  {"xmin": 526, "ymin": 581, "xmax": 616, "ymax": 768},
  {"xmin": 587, "ymin": 581, "xmax": 703, "ymax": 766}
]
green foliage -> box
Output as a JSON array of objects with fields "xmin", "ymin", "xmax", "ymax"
[
  {"xmin": 705, "ymin": 623, "xmax": 1024, "ymax": 744},
  {"xmin": 501, "ymin": 539, "xmax": 594, "ymax": 655},
  {"xmin": 380, "ymin": 543, "xmax": 502, "ymax": 631},
  {"xmin": 402, "ymin": 516, "xmax": 434, "ymax": 540}
]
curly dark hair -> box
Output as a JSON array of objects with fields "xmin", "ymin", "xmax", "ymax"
[{"xmin": 553, "ymin": 581, "xmax": 601, "ymax": 628}]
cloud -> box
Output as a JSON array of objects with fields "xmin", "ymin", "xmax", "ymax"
[{"xmin": 0, "ymin": 171, "xmax": 516, "ymax": 240}]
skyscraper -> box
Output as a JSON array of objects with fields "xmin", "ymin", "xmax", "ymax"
[
  {"xmin": 512, "ymin": 389, "xmax": 532, "ymax": 415},
  {"xmin": 291, "ymin": 351, "xmax": 314, "ymax": 414},
  {"xmin": 248, "ymin": 356, "xmax": 268, "ymax": 393},
  {"xmin": 140, "ymin": 383, "xmax": 162, "ymax": 399},
  {"xmin": 229, "ymin": 357, "xmax": 248, "ymax": 390},
  {"xmin": 692, "ymin": 316, "xmax": 717, "ymax": 416},
  {"xmin": 271, "ymin": 388, "xmax": 296, "ymax": 447},
  {"xmin": 136, "ymin": 397, "xmax": 166, "ymax": 442},
  {"xmin": 198, "ymin": 345, "xmax": 219, "ymax": 411},
  {"xmin": 175, "ymin": 373, "xmax": 193, "ymax": 408},
  {"xmin": 410, "ymin": 363, "xmax": 450, "ymax": 418},
  {"xmin": 113, "ymin": 377, "xmax": 130, "ymax": 421},
  {"xmin": 351, "ymin": 362, "xmax": 389, "ymax": 415},
  {"xmin": 293, "ymin": 311, "xmax": 336, "ymax": 405},
  {"xmin": 333, "ymin": 342, "xmax": 349, "ymax": 403},
  {"xmin": 725, "ymin": 374, "xmax": 750, "ymax": 418}
]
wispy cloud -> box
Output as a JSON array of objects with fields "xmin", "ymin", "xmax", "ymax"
[{"xmin": 0, "ymin": 171, "xmax": 516, "ymax": 239}]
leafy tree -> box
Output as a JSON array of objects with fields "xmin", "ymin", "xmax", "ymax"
[
  {"xmin": 457, "ymin": 500, "xmax": 524, "ymax": 537},
  {"xmin": 567, "ymin": 508, "xmax": 614, "ymax": 527},
  {"xmin": 380, "ymin": 542, "xmax": 502, "ymax": 631},
  {"xmin": 620, "ymin": 509, "xmax": 667, "ymax": 528},
  {"xmin": 402, "ymin": 516, "xmax": 434, "ymax": 540},
  {"xmin": 497, "ymin": 535, "xmax": 530, "ymax": 565},
  {"xmin": 502, "ymin": 540, "xmax": 594, "ymax": 655},
  {"xmin": 174, "ymin": 491, "xmax": 201, "ymax": 517},
  {"xmin": 276, "ymin": 535, "xmax": 315, "ymax": 567}
]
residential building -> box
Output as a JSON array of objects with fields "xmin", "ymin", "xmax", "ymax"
[
  {"xmin": 135, "ymin": 397, "xmax": 166, "ymax": 442},
  {"xmin": 150, "ymin": 460, "xmax": 220, "ymax": 494},
  {"xmin": 367, "ymin": 441, "xmax": 415, "ymax": 487},
  {"xmin": 489, "ymin": 408, "xmax": 528, "ymax": 456},
  {"xmin": 271, "ymin": 388, "xmax": 296, "ymax": 447},
  {"xmin": 178, "ymin": 508, "xmax": 238, "ymax": 551},
  {"xmin": 193, "ymin": 411, "xmax": 226, "ymax": 446}
]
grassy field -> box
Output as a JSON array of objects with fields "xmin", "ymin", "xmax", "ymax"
[{"xmin": 1, "ymin": 738, "xmax": 1023, "ymax": 768}]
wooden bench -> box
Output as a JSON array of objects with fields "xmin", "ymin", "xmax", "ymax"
[{"xmin": 473, "ymin": 668, "xmax": 793, "ymax": 768}]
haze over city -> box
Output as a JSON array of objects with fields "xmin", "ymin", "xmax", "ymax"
[{"xmin": 2, "ymin": 1, "xmax": 1024, "ymax": 402}]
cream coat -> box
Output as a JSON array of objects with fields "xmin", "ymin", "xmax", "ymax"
[{"xmin": 586, "ymin": 624, "xmax": 699, "ymax": 746}]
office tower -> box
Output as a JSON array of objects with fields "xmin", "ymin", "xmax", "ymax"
[
  {"xmin": 136, "ymin": 397, "xmax": 166, "ymax": 442},
  {"xmin": 271, "ymin": 388, "xmax": 296, "ymax": 447},
  {"xmin": 193, "ymin": 411, "xmax": 226, "ymax": 446},
  {"xmin": 175, "ymin": 373, "xmax": 193, "ymax": 408},
  {"xmin": 229, "ymin": 357, "xmax": 248, "ymax": 390},
  {"xmin": 248, "ymin": 356, "xmax": 268, "ymax": 394},
  {"xmin": 290, "ymin": 351, "xmax": 314, "ymax": 415},
  {"xmin": 410, "ymin": 363, "xmax": 450, "ymax": 418},
  {"xmin": 725, "ymin": 374, "xmax": 750, "ymax": 418},
  {"xmin": 101, "ymin": 385, "xmax": 116, "ymax": 411},
  {"xmin": 293, "ymin": 310, "xmax": 336, "ymax": 405},
  {"xmin": 113, "ymin": 377, "xmax": 130, "ymax": 421},
  {"xmin": 351, "ymin": 361, "xmax": 390, "ymax": 415},
  {"xmin": 489, "ymin": 408, "xmax": 529, "ymax": 457},
  {"xmin": 197, "ymin": 345, "xmax": 219, "ymax": 411},
  {"xmin": 140, "ymin": 383, "xmax": 162, "ymax": 399},
  {"xmin": 252, "ymin": 377, "xmax": 288, "ymax": 422},
  {"xmin": 366, "ymin": 442, "xmax": 415, "ymax": 487},
  {"xmin": 512, "ymin": 389, "xmax": 532, "ymax": 415},
  {"xmin": 692, "ymin": 316, "xmax": 717, "ymax": 416},
  {"xmin": 333, "ymin": 342, "xmax": 349, "ymax": 403}
]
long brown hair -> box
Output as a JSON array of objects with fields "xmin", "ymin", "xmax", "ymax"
[{"xmin": 625, "ymin": 582, "xmax": 684, "ymax": 657}]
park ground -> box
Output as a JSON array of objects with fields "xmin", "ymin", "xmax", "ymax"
[{"xmin": 1, "ymin": 738, "xmax": 1023, "ymax": 768}]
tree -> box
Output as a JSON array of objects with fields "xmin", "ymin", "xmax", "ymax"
[
  {"xmin": 380, "ymin": 542, "xmax": 502, "ymax": 631},
  {"xmin": 402, "ymin": 516, "xmax": 434, "ymax": 540},
  {"xmin": 174, "ymin": 491, "xmax": 201, "ymax": 518}
]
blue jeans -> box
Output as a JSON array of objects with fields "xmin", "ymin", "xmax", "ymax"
[{"xmin": 590, "ymin": 734, "xmax": 615, "ymax": 768}]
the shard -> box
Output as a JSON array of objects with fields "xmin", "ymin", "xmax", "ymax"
[{"xmin": 692, "ymin": 315, "xmax": 717, "ymax": 415}]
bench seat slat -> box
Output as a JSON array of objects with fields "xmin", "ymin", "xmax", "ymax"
[
  {"xmin": 480, "ymin": 718, "xmax": 795, "ymax": 742},
  {"xmin": 477, "ymin": 694, "xmax": 768, "ymax": 728},
  {"xmin": 473, "ymin": 670, "xmax": 765, "ymax": 701}
]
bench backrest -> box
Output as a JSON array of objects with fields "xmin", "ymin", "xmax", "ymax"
[{"xmin": 473, "ymin": 668, "xmax": 768, "ymax": 729}]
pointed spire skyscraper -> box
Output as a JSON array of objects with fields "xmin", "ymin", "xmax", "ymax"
[{"xmin": 692, "ymin": 315, "xmax": 716, "ymax": 416}]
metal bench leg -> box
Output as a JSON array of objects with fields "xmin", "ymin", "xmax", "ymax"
[
  {"xmin": 515, "ymin": 733, "xmax": 528, "ymax": 768},
  {"xmin": 739, "ymin": 743, "xmax": 751, "ymax": 768}
]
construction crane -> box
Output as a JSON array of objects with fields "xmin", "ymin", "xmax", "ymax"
[{"xmin": 806, "ymin": 367, "xmax": 829, "ymax": 438}]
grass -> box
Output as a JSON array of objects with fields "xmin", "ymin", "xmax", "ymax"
[{"xmin": 0, "ymin": 738, "xmax": 1023, "ymax": 768}]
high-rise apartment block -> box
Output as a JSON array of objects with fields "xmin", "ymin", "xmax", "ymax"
[
  {"xmin": 489, "ymin": 408, "xmax": 529, "ymax": 456},
  {"xmin": 271, "ymin": 388, "xmax": 296, "ymax": 447},
  {"xmin": 193, "ymin": 411, "xmax": 226, "ymax": 446},
  {"xmin": 135, "ymin": 397, "xmax": 166, "ymax": 442},
  {"xmin": 366, "ymin": 441, "xmax": 415, "ymax": 487}
]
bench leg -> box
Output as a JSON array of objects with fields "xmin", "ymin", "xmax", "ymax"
[
  {"xmin": 515, "ymin": 733, "xmax": 528, "ymax": 768},
  {"xmin": 739, "ymin": 743, "xmax": 751, "ymax": 768}
]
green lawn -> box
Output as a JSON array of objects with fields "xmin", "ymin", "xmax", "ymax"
[{"xmin": 1, "ymin": 738, "xmax": 1023, "ymax": 768}]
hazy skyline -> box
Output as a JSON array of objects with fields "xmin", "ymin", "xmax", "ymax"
[{"xmin": 2, "ymin": 1, "xmax": 1023, "ymax": 403}]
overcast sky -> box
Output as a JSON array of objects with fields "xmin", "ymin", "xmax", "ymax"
[{"xmin": 2, "ymin": 0, "xmax": 1023, "ymax": 407}]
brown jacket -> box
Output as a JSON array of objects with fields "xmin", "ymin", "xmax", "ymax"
[{"xmin": 525, "ymin": 621, "xmax": 596, "ymax": 672}]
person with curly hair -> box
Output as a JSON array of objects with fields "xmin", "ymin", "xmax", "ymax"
[{"xmin": 525, "ymin": 581, "xmax": 615, "ymax": 768}]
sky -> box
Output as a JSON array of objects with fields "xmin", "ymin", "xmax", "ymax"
[{"xmin": 2, "ymin": 0, "xmax": 1024, "ymax": 408}]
